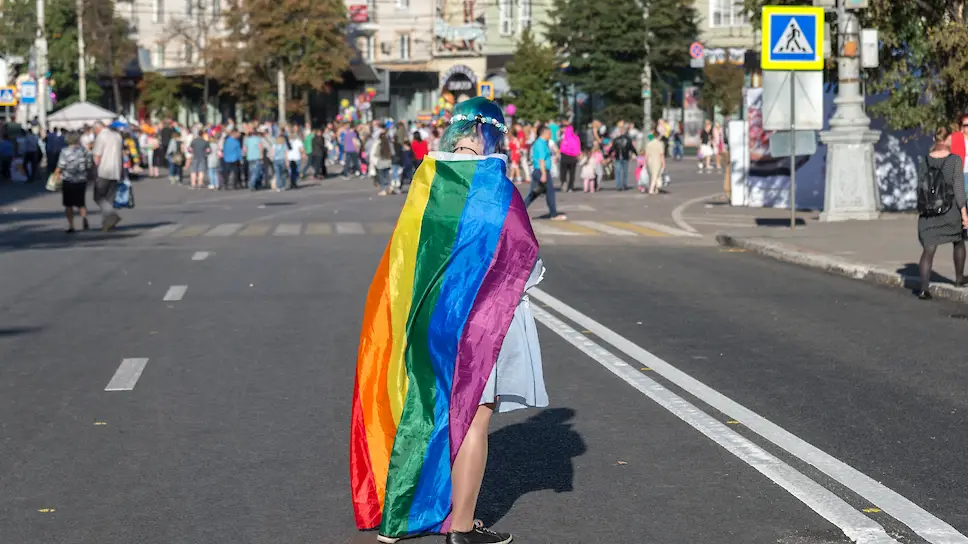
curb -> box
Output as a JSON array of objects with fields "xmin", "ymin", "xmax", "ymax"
[{"xmin": 715, "ymin": 233, "xmax": 968, "ymax": 304}]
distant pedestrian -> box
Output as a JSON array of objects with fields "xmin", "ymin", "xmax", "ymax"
[
  {"xmin": 223, "ymin": 129, "xmax": 243, "ymax": 189},
  {"xmin": 916, "ymin": 127, "xmax": 968, "ymax": 299},
  {"xmin": 0, "ymin": 133, "xmax": 13, "ymax": 182},
  {"xmin": 273, "ymin": 135, "xmax": 288, "ymax": 191},
  {"xmin": 287, "ymin": 130, "xmax": 305, "ymax": 189},
  {"xmin": 188, "ymin": 129, "xmax": 210, "ymax": 189},
  {"xmin": 524, "ymin": 124, "xmax": 567, "ymax": 220},
  {"xmin": 91, "ymin": 121, "xmax": 124, "ymax": 231},
  {"xmin": 205, "ymin": 132, "xmax": 221, "ymax": 189},
  {"xmin": 374, "ymin": 131, "xmax": 393, "ymax": 196},
  {"xmin": 607, "ymin": 126, "xmax": 637, "ymax": 191},
  {"xmin": 644, "ymin": 127, "xmax": 666, "ymax": 195},
  {"xmin": 54, "ymin": 132, "xmax": 92, "ymax": 233}
]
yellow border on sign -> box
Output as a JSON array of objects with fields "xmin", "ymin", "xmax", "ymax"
[
  {"xmin": 0, "ymin": 86, "xmax": 16, "ymax": 107},
  {"xmin": 761, "ymin": 5, "xmax": 825, "ymax": 71},
  {"xmin": 478, "ymin": 81, "xmax": 494, "ymax": 100}
]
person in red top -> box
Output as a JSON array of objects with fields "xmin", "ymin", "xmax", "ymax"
[
  {"xmin": 507, "ymin": 133, "xmax": 522, "ymax": 183},
  {"xmin": 410, "ymin": 131, "xmax": 429, "ymax": 167},
  {"xmin": 949, "ymin": 114, "xmax": 968, "ymax": 194}
]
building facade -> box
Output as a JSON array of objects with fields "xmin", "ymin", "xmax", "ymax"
[
  {"xmin": 696, "ymin": 0, "xmax": 756, "ymax": 50},
  {"xmin": 483, "ymin": 0, "xmax": 547, "ymax": 98}
]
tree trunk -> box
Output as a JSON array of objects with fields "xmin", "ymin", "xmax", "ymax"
[
  {"xmin": 203, "ymin": 70, "xmax": 210, "ymax": 124},
  {"xmin": 303, "ymin": 88, "xmax": 311, "ymax": 128}
]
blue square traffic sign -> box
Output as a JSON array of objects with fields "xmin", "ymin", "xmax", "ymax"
[
  {"xmin": 0, "ymin": 87, "xmax": 15, "ymax": 107},
  {"xmin": 761, "ymin": 6, "xmax": 824, "ymax": 71}
]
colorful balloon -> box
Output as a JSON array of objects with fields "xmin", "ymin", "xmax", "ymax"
[{"xmin": 506, "ymin": 104, "xmax": 517, "ymax": 116}]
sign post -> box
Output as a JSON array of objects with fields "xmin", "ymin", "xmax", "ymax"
[{"xmin": 761, "ymin": 5, "xmax": 824, "ymax": 228}]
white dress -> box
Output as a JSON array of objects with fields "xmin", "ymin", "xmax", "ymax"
[{"xmin": 480, "ymin": 258, "xmax": 549, "ymax": 413}]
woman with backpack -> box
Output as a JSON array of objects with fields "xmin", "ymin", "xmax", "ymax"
[{"xmin": 917, "ymin": 127, "xmax": 968, "ymax": 299}]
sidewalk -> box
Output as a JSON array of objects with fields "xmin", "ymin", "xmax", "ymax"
[{"xmin": 714, "ymin": 213, "xmax": 968, "ymax": 303}]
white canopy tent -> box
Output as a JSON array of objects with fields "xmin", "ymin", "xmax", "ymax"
[{"xmin": 47, "ymin": 101, "xmax": 117, "ymax": 130}]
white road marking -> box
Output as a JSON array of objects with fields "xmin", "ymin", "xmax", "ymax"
[
  {"xmin": 274, "ymin": 223, "xmax": 302, "ymax": 236},
  {"xmin": 104, "ymin": 358, "xmax": 149, "ymax": 391},
  {"xmin": 530, "ymin": 303, "xmax": 898, "ymax": 544},
  {"xmin": 529, "ymin": 288, "xmax": 968, "ymax": 544},
  {"xmin": 531, "ymin": 223, "xmax": 579, "ymax": 236},
  {"xmin": 144, "ymin": 224, "xmax": 181, "ymax": 238},
  {"xmin": 557, "ymin": 204, "xmax": 596, "ymax": 212},
  {"xmin": 632, "ymin": 221, "xmax": 703, "ymax": 238},
  {"xmin": 336, "ymin": 222, "xmax": 365, "ymax": 234},
  {"xmin": 573, "ymin": 220, "xmax": 638, "ymax": 237},
  {"xmin": 191, "ymin": 251, "xmax": 211, "ymax": 261},
  {"xmin": 671, "ymin": 192, "xmax": 719, "ymax": 233},
  {"xmin": 204, "ymin": 223, "xmax": 242, "ymax": 236},
  {"xmin": 163, "ymin": 285, "xmax": 188, "ymax": 301}
]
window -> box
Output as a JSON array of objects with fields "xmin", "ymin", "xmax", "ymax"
[
  {"xmin": 395, "ymin": 0, "xmax": 409, "ymax": 8},
  {"xmin": 710, "ymin": 0, "xmax": 747, "ymax": 28},
  {"xmin": 499, "ymin": 0, "xmax": 512, "ymax": 36},
  {"xmin": 367, "ymin": 0, "xmax": 378, "ymax": 22},
  {"xmin": 185, "ymin": 42, "xmax": 194, "ymax": 64},
  {"xmin": 153, "ymin": 0, "xmax": 164, "ymax": 23},
  {"xmin": 518, "ymin": 0, "xmax": 531, "ymax": 33},
  {"xmin": 364, "ymin": 35, "xmax": 376, "ymax": 62},
  {"xmin": 155, "ymin": 44, "xmax": 165, "ymax": 68},
  {"xmin": 398, "ymin": 35, "xmax": 411, "ymax": 60}
]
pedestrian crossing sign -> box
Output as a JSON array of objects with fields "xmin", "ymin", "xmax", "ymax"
[
  {"xmin": 0, "ymin": 86, "xmax": 15, "ymax": 107},
  {"xmin": 761, "ymin": 6, "xmax": 824, "ymax": 71}
]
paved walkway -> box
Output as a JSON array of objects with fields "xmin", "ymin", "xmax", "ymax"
[{"xmin": 712, "ymin": 212, "xmax": 968, "ymax": 302}]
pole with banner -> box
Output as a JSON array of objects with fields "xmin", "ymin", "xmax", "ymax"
[{"xmin": 760, "ymin": 5, "xmax": 825, "ymax": 229}]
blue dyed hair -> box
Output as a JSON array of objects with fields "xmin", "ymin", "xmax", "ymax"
[{"xmin": 439, "ymin": 97, "xmax": 507, "ymax": 155}]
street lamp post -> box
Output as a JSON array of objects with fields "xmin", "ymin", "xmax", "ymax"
[{"xmin": 817, "ymin": 0, "xmax": 881, "ymax": 221}]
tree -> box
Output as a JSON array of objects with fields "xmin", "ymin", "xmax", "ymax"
[
  {"xmin": 164, "ymin": 0, "xmax": 220, "ymax": 123},
  {"xmin": 506, "ymin": 28, "xmax": 559, "ymax": 123},
  {"xmin": 863, "ymin": 1, "xmax": 968, "ymax": 132},
  {"xmin": 86, "ymin": 0, "xmax": 137, "ymax": 111},
  {"xmin": 210, "ymin": 0, "xmax": 352, "ymax": 122},
  {"xmin": 0, "ymin": 0, "xmax": 36, "ymax": 61},
  {"xmin": 701, "ymin": 63, "xmax": 744, "ymax": 116},
  {"xmin": 137, "ymin": 73, "xmax": 181, "ymax": 119},
  {"xmin": 547, "ymin": 0, "xmax": 698, "ymax": 124},
  {"xmin": 645, "ymin": 0, "xmax": 699, "ymax": 118}
]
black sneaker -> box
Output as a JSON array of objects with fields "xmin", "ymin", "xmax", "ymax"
[{"xmin": 446, "ymin": 521, "xmax": 512, "ymax": 544}]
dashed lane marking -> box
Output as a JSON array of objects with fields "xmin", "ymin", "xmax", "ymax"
[
  {"xmin": 163, "ymin": 285, "xmax": 188, "ymax": 301},
  {"xmin": 574, "ymin": 220, "xmax": 638, "ymax": 237},
  {"xmin": 173, "ymin": 224, "xmax": 210, "ymax": 237},
  {"xmin": 191, "ymin": 251, "xmax": 211, "ymax": 261},
  {"xmin": 336, "ymin": 222, "xmax": 366, "ymax": 234},
  {"xmin": 204, "ymin": 223, "xmax": 242, "ymax": 237},
  {"xmin": 274, "ymin": 223, "xmax": 302, "ymax": 236},
  {"xmin": 305, "ymin": 223, "xmax": 334, "ymax": 235},
  {"xmin": 606, "ymin": 221, "xmax": 669, "ymax": 237},
  {"xmin": 144, "ymin": 224, "xmax": 181, "ymax": 238},
  {"xmin": 238, "ymin": 224, "xmax": 272, "ymax": 236},
  {"xmin": 531, "ymin": 222, "xmax": 580, "ymax": 236},
  {"xmin": 104, "ymin": 358, "xmax": 149, "ymax": 392},
  {"xmin": 542, "ymin": 221, "xmax": 601, "ymax": 236}
]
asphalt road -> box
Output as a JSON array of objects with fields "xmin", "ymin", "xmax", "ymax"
[{"xmin": 0, "ymin": 174, "xmax": 964, "ymax": 544}]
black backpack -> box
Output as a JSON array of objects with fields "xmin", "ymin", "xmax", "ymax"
[{"xmin": 917, "ymin": 156, "xmax": 954, "ymax": 217}]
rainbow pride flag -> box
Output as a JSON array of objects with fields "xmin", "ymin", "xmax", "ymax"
[{"xmin": 350, "ymin": 153, "xmax": 539, "ymax": 538}]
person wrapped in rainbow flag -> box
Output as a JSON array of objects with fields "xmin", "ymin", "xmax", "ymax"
[{"xmin": 351, "ymin": 97, "xmax": 548, "ymax": 544}]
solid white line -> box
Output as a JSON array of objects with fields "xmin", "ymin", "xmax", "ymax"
[
  {"xmin": 632, "ymin": 221, "xmax": 703, "ymax": 238},
  {"xmin": 530, "ymin": 304, "xmax": 898, "ymax": 544},
  {"xmin": 573, "ymin": 220, "xmax": 638, "ymax": 237},
  {"xmin": 531, "ymin": 223, "xmax": 580, "ymax": 236},
  {"xmin": 104, "ymin": 358, "xmax": 149, "ymax": 391},
  {"xmin": 671, "ymin": 192, "xmax": 720, "ymax": 233},
  {"xmin": 191, "ymin": 251, "xmax": 210, "ymax": 261},
  {"xmin": 336, "ymin": 222, "xmax": 366, "ymax": 234},
  {"xmin": 144, "ymin": 224, "xmax": 181, "ymax": 238},
  {"xmin": 204, "ymin": 223, "xmax": 242, "ymax": 236},
  {"xmin": 530, "ymin": 287, "xmax": 968, "ymax": 544},
  {"xmin": 274, "ymin": 223, "xmax": 302, "ymax": 236},
  {"xmin": 163, "ymin": 285, "xmax": 188, "ymax": 301}
]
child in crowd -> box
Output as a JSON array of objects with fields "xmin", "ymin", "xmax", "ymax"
[{"xmin": 580, "ymin": 149, "xmax": 598, "ymax": 193}]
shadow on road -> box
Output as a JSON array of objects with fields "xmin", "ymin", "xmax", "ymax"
[
  {"xmin": 0, "ymin": 181, "xmax": 50, "ymax": 210},
  {"xmin": 0, "ymin": 221, "xmax": 173, "ymax": 251},
  {"xmin": 477, "ymin": 407, "xmax": 586, "ymax": 526},
  {"xmin": 0, "ymin": 326, "xmax": 42, "ymax": 337}
]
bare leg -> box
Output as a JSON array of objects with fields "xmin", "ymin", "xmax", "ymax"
[
  {"xmin": 65, "ymin": 207, "xmax": 74, "ymax": 230},
  {"xmin": 450, "ymin": 403, "xmax": 495, "ymax": 533}
]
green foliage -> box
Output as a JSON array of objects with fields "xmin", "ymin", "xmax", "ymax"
[
  {"xmin": 0, "ymin": 0, "xmax": 35, "ymax": 58},
  {"xmin": 211, "ymin": 0, "xmax": 353, "ymax": 120},
  {"xmin": 138, "ymin": 73, "xmax": 181, "ymax": 119},
  {"xmin": 46, "ymin": 0, "xmax": 102, "ymax": 107},
  {"xmin": 864, "ymin": 1, "xmax": 968, "ymax": 133},
  {"xmin": 506, "ymin": 28, "xmax": 559, "ymax": 123},
  {"xmin": 701, "ymin": 63, "xmax": 744, "ymax": 116},
  {"xmin": 546, "ymin": 0, "xmax": 698, "ymax": 124}
]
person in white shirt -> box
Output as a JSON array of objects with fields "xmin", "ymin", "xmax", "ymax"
[
  {"xmin": 286, "ymin": 129, "xmax": 305, "ymax": 189},
  {"xmin": 92, "ymin": 121, "xmax": 124, "ymax": 230}
]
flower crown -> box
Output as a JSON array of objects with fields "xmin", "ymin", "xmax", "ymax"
[{"xmin": 449, "ymin": 113, "xmax": 509, "ymax": 134}]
